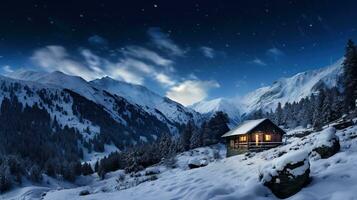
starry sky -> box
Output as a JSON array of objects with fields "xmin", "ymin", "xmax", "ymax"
[{"xmin": 0, "ymin": 0, "xmax": 356, "ymax": 105}]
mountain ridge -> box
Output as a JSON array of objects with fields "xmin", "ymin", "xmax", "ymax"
[{"xmin": 192, "ymin": 59, "xmax": 344, "ymax": 122}]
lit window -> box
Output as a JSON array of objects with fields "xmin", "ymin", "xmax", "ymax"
[
  {"xmin": 240, "ymin": 136, "xmax": 247, "ymax": 142},
  {"xmin": 265, "ymin": 134, "xmax": 272, "ymax": 141}
]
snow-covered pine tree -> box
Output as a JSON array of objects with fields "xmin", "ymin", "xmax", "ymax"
[
  {"xmin": 275, "ymin": 102, "xmax": 283, "ymax": 125},
  {"xmin": 342, "ymin": 39, "xmax": 357, "ymax": 111},
  {"xmin": 312, "ymin": 89, "xmax": 326, "ymax": 129},
  {"xmin": 179, "ymin": 121, "xmax": 195, "ymax": 151},
  {"xmin": 190, "ymin": 127, "xmax": 202, "ymax": 149}
]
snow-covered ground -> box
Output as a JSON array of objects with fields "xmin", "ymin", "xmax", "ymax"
[{"xmin": 4, "ymin": 124, "xmax": 357, "ymax": 200}]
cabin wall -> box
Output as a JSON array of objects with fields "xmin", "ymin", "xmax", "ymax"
[
  {"xmin": 225, "ymin": 119, "xmax": 285, "ymax": 157},
  {"xmin": 249, "ymin": 120, "xmax": 283, "ymax": 143},
  {"xmin": 226, "ymin": 136, "xmax": 249, "ymax": 157}
]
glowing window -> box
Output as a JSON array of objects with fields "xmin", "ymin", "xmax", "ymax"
[
  {"xmin": 239, "ymin": 136, "xmax": 247, "ymax": 142},
  {"xmin": 265, "ymin": 134, "xmax": 272, "ymax": 141}
]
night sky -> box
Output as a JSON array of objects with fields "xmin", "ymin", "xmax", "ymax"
[{"xmin": 0, "ymin": 0, "xmax": 356, "ymax": 105}]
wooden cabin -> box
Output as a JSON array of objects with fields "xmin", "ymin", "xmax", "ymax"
[{"xmin": 222, "ymin": 118, "xmax": 285, "ymax": 157}]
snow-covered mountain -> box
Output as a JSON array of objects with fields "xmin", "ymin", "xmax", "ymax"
[
  {"xmin": 0, "ymin": 73, "xmax": 171, "ymax": 148},
  {"xmin": 8, "ymin": 70, "xmax": 201, "ymax": 131},
  {"xmin": 90, "ymin": 76, "xmax": 201, "ymax": 126},
  {"xmin": 240, "ymin": 59, "xmax": 343, "ymax": 114},
  {"xmin": 192, "ymin": 59, "xmax": 344, "ymax": 121},
  {"xmin": 190, "ymin": 98, "xmax": 241, "ymax": 126}
]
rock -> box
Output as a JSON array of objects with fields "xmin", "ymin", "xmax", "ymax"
[
  {"xmin": 260, "ymin": 150, "xmax": 310, "ymax": 199},
  {"xmin": 188, "ymin": 158, "xmax": 208, "ymax": 169},
  {"xmin": 313, "ymin": 139, "xmax": 340, "ymax": 159},
  {"xmin": 79, "ymin": 190, "xmax": 90, "ymax": 196},
  {"xmin": 312, "ymin": 127, "xmax": 340, "ymax": 159}
]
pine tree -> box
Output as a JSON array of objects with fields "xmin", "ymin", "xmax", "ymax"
[
  {"xmin": 0, "ymin": 165, "xmax": 12, "ymax": 193},
  {"xmin": 28, "ymin": 164, "xmax": 42, "ymax": 182},
  {"xmin": 179, "ymin": 121, "xmax": 195, "ymax": 151},
  {"xmin": 343, "ymin": 39, "xmax": 357, "ymax": 111},
  {"xmin": 202, "ymin": 111, "xmax": 229, "ymax": 146},
  {"xmin": 312, "ymin": 90, "xmax": 326, "ymax": 129},
  {"xmin": 190, "ymin": 128, "xmax": 202, "ymax": 149},
  {"xmin": 275, "ymin": 102, "xmax": 283, "ymax": 125}
]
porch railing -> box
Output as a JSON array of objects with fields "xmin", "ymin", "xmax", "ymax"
[{"xmin": 234, "ymin": 141, "xmax": 283, "ymax": 149}]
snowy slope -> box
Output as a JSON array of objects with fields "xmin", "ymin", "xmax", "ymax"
[
  {"xmin": 240, "ymin": 59, "xmax": 343, "ymax": 113},
  {"xmin": 0, "ymin": 75, "xmax": 100, "ymax": 139},
  {"xmin": 9, "ymin": 71, "xmax": 201, "ymax": 127},
  {"xmin": 190, "ymin": 98, "xmax": 241, "ymax": 125},
  {"xmin": 27, "ymin": 123, "xmax": 357, "ymax": 200},
  {"xmin": 192, "ymin": 59, "xmax": 343, "ymax": 120},
  {"xmin": 91, "ymin": 76, "xmax": 202, "ymax": 126},
  {"xmin": 0, "ymin": 73, "xmax": 174, "ymax": 149}
]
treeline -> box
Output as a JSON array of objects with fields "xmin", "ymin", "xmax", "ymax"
[
  {"xmin": 0, "ymin": 93, "xmax": 97, "ymax": 192},
  {"xmin": 249, "ymin": 39, "xmax": 357, "ymax": 129},
  {"xmin": 249, "ymin": 87, "xmax": 343, "ymax": 129},
  {"xmin": 95, "ymin": 111, "xmax": 229, "ymax": 179}
]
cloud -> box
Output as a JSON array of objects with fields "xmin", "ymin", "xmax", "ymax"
[
  {"xmin": 88, "ymin": 35, "xmax": 108, "ymax": 46},
  {"xmin": 155, "ymin": 73, "xmax": 176, "ymax": 86},
  {"xmin": 166, "ymin": 80, "xmax": 220, "ymax": 106},
  {"xmin": 200, "ymin": 46, "xmax": 215, "ymax": 58},
  {"xmin": 251, "ymin": 58, "xmax": 267, "ymax": 66},
  {"xmin": 31, "ymin": 45, "xmax": 176, "ymax": 87},
  {"xmin": 109, "ymin": 64, "xmax": 144, "ymax": 85},
  {"xmin": 267, "ymin": 47, "xmax": 284, "ymax": 60},
  {"xmin": 31, "ymin": 46, "xmax": 98, "ymax": 80},
  {"xmin": 2, "ymin": 65, "xmax": 14, "ymax": 74},
  {"xmin": 147, "ymin": 27, "xmax": 186, "ymax": 56},
  {"xmin": 122, "ymin": 46, "xmax": 173, "ymax": 68}
]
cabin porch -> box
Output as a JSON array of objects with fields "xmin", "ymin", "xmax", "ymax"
[{"xmin": 226, "ymin": 132, "xmax": 282, "ymax": 156}]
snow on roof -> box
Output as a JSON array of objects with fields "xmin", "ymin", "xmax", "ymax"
[{"xmin": 221, "ymin": 118, "xmax": 267, "ymax": 137}]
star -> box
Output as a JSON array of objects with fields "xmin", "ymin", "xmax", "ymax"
[
  {"xmin": 153, "ymin": 4, "xmax": 158, "ymax": 8},
  {"xmin": 79, "ymin": 14, "xmax": 84, "ymax": 18}
]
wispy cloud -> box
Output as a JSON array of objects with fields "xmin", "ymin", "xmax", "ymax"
[
  {"xmin": 266, "ymin": 47, "xmax": 284, "ymax": 60},
  {"xmin": 31, "ymin": 46, "xmax": 99, "ymax": 80},
  {"xmin": 200, "ymin": 46, "xmax": 215, "ymax": 58},
  {"xmin": 166, "ymin": 80, "xmax": 220, "ymax": 106},
  {"xmin": 2, "ymin": 65, "xmax": 14, "ymax": 74},
  {"xmin": 121, "ymin": 46, "xmax": 174, "ymax": 68},
  {"xmin": 251, "ymin": 58, "xmax": 267, "ymax": 66},
  {"xmin": 147, "ymin": 27, "xmax": 186, "ymax": 56},
  {"xmin": 31, "ymin": 45, "xmax": 176, "ymax": 86},
  {"xmin": 30, "ymin": 28, "xmax": 219, "ymax": 105}
]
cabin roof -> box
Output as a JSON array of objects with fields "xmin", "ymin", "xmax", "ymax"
[{"xmin": 221, "ymin": 118, "xmax": 268, "ymax": 137}]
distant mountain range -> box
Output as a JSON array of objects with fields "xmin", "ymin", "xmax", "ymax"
[
  {"xmin": 4, "ymin": 70, "xmax": 202, "ymax": 147},
  {"xmin": 1, "ymin": 59, "xmax": 343, "ymax": 148},
  {"xmin": 191, "ymin": 59, "xmax": 344, "ymax": 124}
]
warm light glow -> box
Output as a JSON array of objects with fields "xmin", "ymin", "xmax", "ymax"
[
  {"xmin": 240, "ymin": 135, "xmax": 247, "ymax": 142},
  {"xmin": 265, "ymin": 134, "xmax": 272, "ymax": 141}
]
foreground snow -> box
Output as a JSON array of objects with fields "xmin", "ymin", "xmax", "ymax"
[{"xmin": 5, "ymin": 124, "xmax": 357, "ymax": 200}]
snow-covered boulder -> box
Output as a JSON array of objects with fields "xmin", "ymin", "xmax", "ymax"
[
  {"xmin": 312, "ymin": 127, "xmax": 340, "ymax": 159},
  {"xmin": 188, "ymin": 158, "xmax": 208, "ymax": 169},
  {"xmin": 144, "ymin": 167, "xmax": 161, "ymax": 175},
  {"xmin": 79, "ymin": 189, "xmax": 90, "ymax": 196},
  {"xmin": 260, "ymin": 150, "xmax": 310, "ymax": 199}
]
